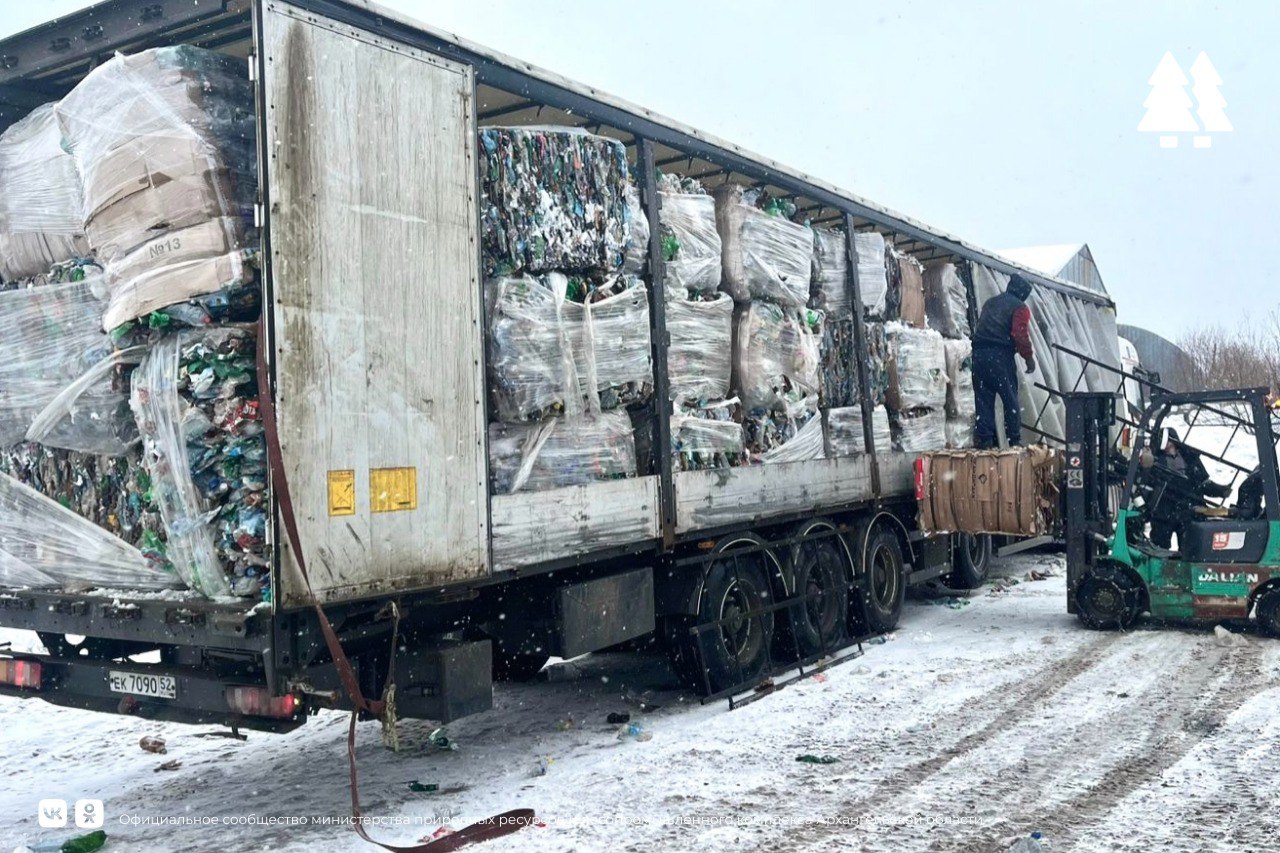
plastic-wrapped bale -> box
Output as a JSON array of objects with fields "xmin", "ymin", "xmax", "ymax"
[
  {"xmin": 885, "ymin": 323, "xmax": 947, "ymax": 412},
  {"xmin": 488, "ymin": 410, "xmax": 636, "ymax": 494},
  {"xmin": 733, "ymin": 302, "xmax": 822, "ymax": 411},
  {"xmin": 945, "ymin": 418, "xmax": 974, "ymax": 449},
  {"xmin": 854, "ymin": 232, "xmax": 888, "ymax": 318},
  {"xmin": 827, "ymin": 405, "xmax": 892, "ymax": 456},
  {"xmin": 809, "ymin": 227, "xmax": 849, "ymax": 318},
  {"xmin": 744, "ymin": 396, "xmax": 819, "ymax": 458},
  {"xmin": 924, "ymin": 261, "xmax": 971, "ymax": 339},
  {"xmin": 896, "ymin": 250, "xmax": 927, "ymax": 328},
  {"xmin": 944, "ymin": 339, "xmax": 975, "ymax": 421},
  {"xmin": 671, "ymin": 401, "xmax": 746, "ymax": 471},
  {"xmin": 714, "ymin": 184, "xmax": 812, "ymax": 306},
  {"xmin": 0, "ymin": 278, "xmax": 137, "ymax": 454},
  {"xmin": 0, "ymin": 442, "xmax": 164, "ymax": 557},
  {"xmin": 893, "ymin": 408, "xmax": 946, "ymax": 453},
  {"xmin": 622, "ymin": 185, "xmax": 649, "ymax": 275},
  {"xmin": 761, "ymin": 410, "xmax": 825, "ymax": 464},
  {"xmin": 1, "ymin": 256, "xmax": 103, "ymax": 293},
  {"xmin": 131, "ymin": 327, "xmax": 268, "ymax": 600},
  {"xmin": 55, "ymin": 46, "xmax": 258, "ymax": 331},
  {"xmin": 0, "ymin": 103, "xmax": 89, "ymax": 282},
  {"xmin": 943, "ymin": 337, "xmax": 976, "ymax": 449},
  {"xmin": 561, "ymin": 275, "xmax": 653, "ymax": 411},
  {"xmin": 660, "ymin": 191, "xmax": 722, "ymax": 294},
  {"xmin": 818, "ymin": 318, "xmax": 858, "ymax": 408},
  {"xmin": 0, "ymin": 470, "xmax": 178, "ymax": 591},
  {"xmin": 667, "ymin": 291, "xmax": 733, "ymax": 402},
  {"xmin": 865, "ymin": 322, "xmax": 890, "ymax": 406},
  {"xmin": 479, "ymin": 126, "xmax": 629, "ymax": 276},
  {"xmin": 485, "ymin": 275, "xmax": 577, "ymax": 422}
]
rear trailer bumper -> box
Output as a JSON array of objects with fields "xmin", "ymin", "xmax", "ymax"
[{"xmin": 0, "ymin": 652, "xmax": 307, "ymax": 733}]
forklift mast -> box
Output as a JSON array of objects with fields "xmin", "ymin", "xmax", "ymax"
[{"xmin": 1064, "ymin": 393, "xmax": 1120, "ymax": 613}]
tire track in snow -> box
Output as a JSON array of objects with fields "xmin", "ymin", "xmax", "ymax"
[{"xmin": 949, "ymin": 638, "xmax": 1267, "ymax": 852}]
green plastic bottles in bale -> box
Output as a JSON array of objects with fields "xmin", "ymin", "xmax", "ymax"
[
  {"xmin": 131, "ymin": 327, "xmax": 269, "ymax": 599},
  {"xmin": 480, "ymin": 127, "xmax": 631, "ymax": 276}
]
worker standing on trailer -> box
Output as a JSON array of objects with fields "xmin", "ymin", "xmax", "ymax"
[{"xmin": 971, "ymin": 274, "xmax": 1036, "ymax": 449}]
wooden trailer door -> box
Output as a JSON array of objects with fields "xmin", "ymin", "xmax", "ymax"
[{"xmin": 260, "ymin": 2, "xmax": 488, "ymax": 606}]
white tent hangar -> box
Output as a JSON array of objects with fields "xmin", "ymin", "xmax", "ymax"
[{"xmin": 997, "ymin": 243, "xmax": 1109, "ymax": 297}]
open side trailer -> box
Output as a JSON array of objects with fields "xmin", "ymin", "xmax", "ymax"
[{"xmin": 0, "ymin": 0, "xmax": 1118, "ymax": 729}]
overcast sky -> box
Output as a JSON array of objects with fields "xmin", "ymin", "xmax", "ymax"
[{"xmin": 4, "ymin": 0, "xmax": 1276, "ymax": 340}]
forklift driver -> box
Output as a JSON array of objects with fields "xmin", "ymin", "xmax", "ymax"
[{"xmin": 1145, "ymin": 428, "xmax": 1231, "ymax": 549}]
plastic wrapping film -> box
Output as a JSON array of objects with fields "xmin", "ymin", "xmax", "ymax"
[
  {"xmin": 486, "ymin": 274, "xmax": 578, "ymax": 422},
  {"xmin": 865, "ymin": 322, "xmax": 890, "ymax": 406},
  {"xmin": 885, "ymin": 323, "xmax": 947, "ymax": 411},
  {"xmin": 667, "ymin": 291, "xmax": 734, "ymax": 402},
  {"xmin": 0, "ymin": 256, "xmax": 101, "ymax": 293},
  {"xmin": 0, "ymin": 470, "xmax": 178, "ymax": 591},
  {"xmin": 488, "ymin": 410, "xmax": 636, "ymax": 494},
  {"xmin": 760, "ymin": 410, "xmax": 825, "ymax": 464},
  {"xmin": 714, "ymin": 184, "xmax": 812, "ymax": 306},
  {"xmin": 827, "ymin": 405, "xmax": 892, "ymax": 456},
  {"xmin": 854, "ymin": 232, "xmax": 888, "ymax": 318},
  {"xmin": 0, "ymin": 442, "xmax": 164, "ymax": 557},
  {"xmin": 561, "ymin": 275, "xmax": 653, "ymax": 411},
  {"xmin": 671, "ymin": 400, "xmax": 746, "ymax": 471},
  {"xmin": 809, "ymin": 227, "xmax": 850, "ymax": 318},
  {"xmin": 733, "ymin": 302, "xmax": 822, "ymax": 411},
  {"xmin": 945, "ymin": 418, "xmax": 974, "ymax": 449},
  {"xmin": 660, "ymin": 191, "xmax": 722, "ymax": 295},
  {"xmin": 744, "ymin": 395, "xmax": 819, "ymax": 458},
  {"xmin": 0, "ymin": 278, "xmax": 137, "ymax": 454},
  {"xmin": 0, "ymin": 103, "xmax": 89, "ymax": 281},
  {"xmin": 622, "ymin": 185, "xmax": 649, "ymax": 275},
  {"xmin": 944, "ymin": 339, "xmax": 975, "ymax": 420},
  {"xmin": 924, "ymin": 262, "xmax": 971, "ymax": 339},
  {"xmin": 56, "ymin": 47, "xmax": 257, "ymax": 330},
  {"xmin": 479, "ymin": 126, "xmax": 629, "ymax": 276},
  {"xmin": 894, "ymin": 408, "xmax": 946, "ymax": 453},
  {"xmin": 131, "ymin": 327, "xmax": 268, "ymax": 600}
]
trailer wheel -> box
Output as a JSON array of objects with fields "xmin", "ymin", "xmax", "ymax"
[
  {"xmin": 1255, "ymin": 588, "xmax": 1280, "ymax": 637},
  {"xmin": 782, "ymin": 527, "xmax": 850, "ymax": 659},
  {"xmin": 1075, "ymin": 567, "xmax": 1142, "ymax": 630},
  {"xmin": 676, "ymin": 539, "xmax": 776, "ymax": 694},
  {"xmin": 945, "ymin": 532, "xmax": 992, "ymax": 590},
  {"xmin": 853, "ymin": 526, "xmax": 906, "ymax": 636}
]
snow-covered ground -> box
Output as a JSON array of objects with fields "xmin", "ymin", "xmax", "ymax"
[{"xmin": 3, "ymin": 551, "xmax": 1279, "ymax": 853}]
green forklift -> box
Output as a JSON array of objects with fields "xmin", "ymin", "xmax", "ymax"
[{"xmin": 1064, "ymin": 387, "xmax": 1280, "ymax": 635}]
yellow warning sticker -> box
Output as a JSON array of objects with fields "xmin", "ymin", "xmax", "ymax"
[
  {"xmin": 370, "ymin": 467, "xmax": 417, "ymax": 513},
  {"xmin": 327, "ymin": 469, "xmax": 356, "ymax": 516}
]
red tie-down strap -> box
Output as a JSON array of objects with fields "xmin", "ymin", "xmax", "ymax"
[{"xmin": 255, "ymin": 322, "xmax": 535, "ymax": 850}]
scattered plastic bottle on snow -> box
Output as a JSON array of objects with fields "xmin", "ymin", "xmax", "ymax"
[
  {"xmin": 1007, "ymin": 831, "xmax": 1045, "ymax": 852},
  {"xmin": 616, "ymin": 722, "xmax": 652, "ymax": 742},
  {"xmin": 26, "ymin": 830, "xmax": 108, "ymax": 853}
]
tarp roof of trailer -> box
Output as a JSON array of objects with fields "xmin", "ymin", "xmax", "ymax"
[{"xmin": 0, "ymin": 0, "xmax": 1113, "ymax": 308}]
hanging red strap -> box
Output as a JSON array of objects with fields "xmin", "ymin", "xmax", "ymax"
[{"xmin": 255, "ymin": 322, "xmax": 534, "ymax": 850}]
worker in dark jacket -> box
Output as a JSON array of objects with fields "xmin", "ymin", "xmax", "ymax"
[{"xmin": 972, "ymin": 274, "xmax": 1035, "ymax": 449}]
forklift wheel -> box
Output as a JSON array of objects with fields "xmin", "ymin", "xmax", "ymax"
[
  {"xmin": 1075, "ymin": 570, "xmax": 1141, "ymax": 631},
  {"xmin": 1256, "ymin": 588, "xmax": 1280, "ymax": 638}
]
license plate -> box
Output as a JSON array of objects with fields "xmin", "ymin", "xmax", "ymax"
[{"xmin": 108, "ymin": 671, "xmax": 177, "ymax": 700}]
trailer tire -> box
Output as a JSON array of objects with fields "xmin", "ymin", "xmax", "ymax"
[
  {"xmin": 782, "ymin": 528, "xmax": 850, "ymax": 659},
  {"xmin": 1255, "ymin": 588, "xmax": 1280, "ymax": 637},
  {"xmin": 853, "ymin": 526, "xmax": 906, "ymax": 636},
  {"xmin": 945, "ymin": 532, "xmax": 992, "ymax": 590},
  {"xmin": 674, "ymin": 541, "xmax": 776, "ymax": 695}
]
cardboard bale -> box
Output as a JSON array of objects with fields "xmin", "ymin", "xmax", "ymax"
[{"xmin": 917, "ymin": 446, "xmax": 1062, "ymax": 536}]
